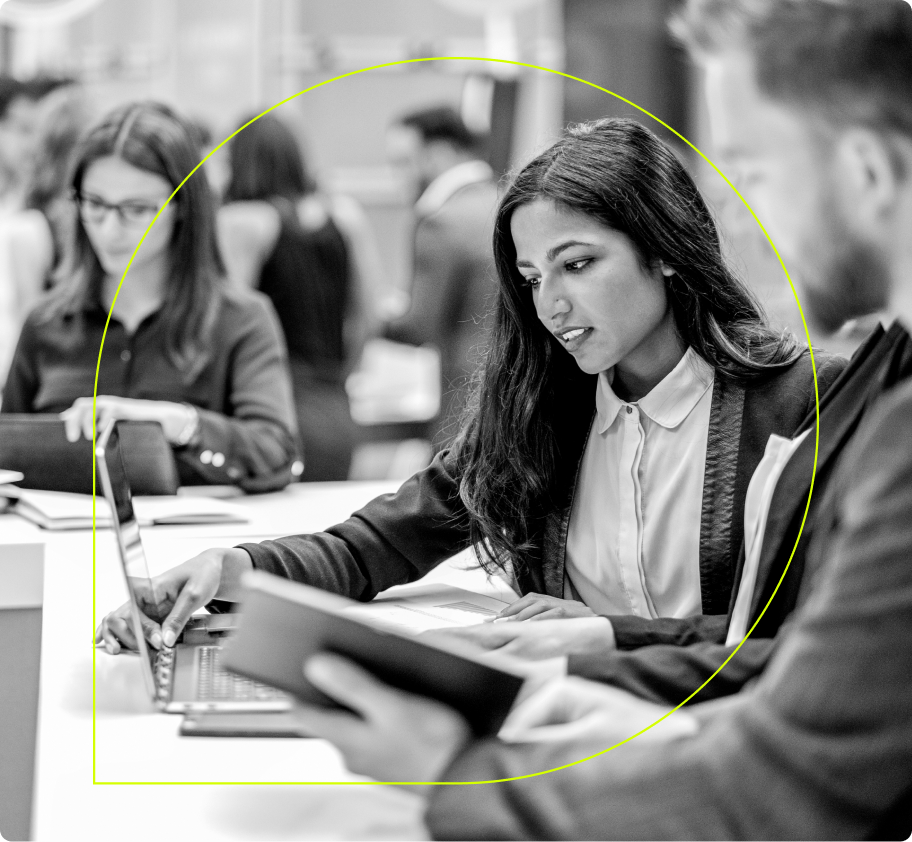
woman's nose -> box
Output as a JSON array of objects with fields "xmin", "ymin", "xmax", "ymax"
[{"xmin": 536, "ymin": 276, "xmax": 571, "ymax": 321}]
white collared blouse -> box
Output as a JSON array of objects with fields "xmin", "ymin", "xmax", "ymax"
[{"xmin": 564, "ymin": 347, "xmax": 715, "ymax": 619}]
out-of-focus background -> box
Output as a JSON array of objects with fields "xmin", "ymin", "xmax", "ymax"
[{"xmin": 0, "ymin": 0, "xmax": 836, "ymax": 482}]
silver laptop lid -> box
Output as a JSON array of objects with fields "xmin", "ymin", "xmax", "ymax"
[{"xmin": 95, "ymin": 420, "xmax": 161, "ymax": 704}]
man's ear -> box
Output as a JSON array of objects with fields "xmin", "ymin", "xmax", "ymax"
[{"xmin": 834, "ymin": 128, "xmax": 899, "ymax": 232}]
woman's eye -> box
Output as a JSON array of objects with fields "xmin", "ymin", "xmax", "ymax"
[
  {"xmin": 520, "ymin": 275, "xmax": 541, "ymax": 289},
  {"xmin": 565, "ymin": 258, "xmax": 591, "ymax": 272}
]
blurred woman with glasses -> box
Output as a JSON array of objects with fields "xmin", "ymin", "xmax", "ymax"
[{"xmin": 1, "ymin": 101, "xmax": 299, "ymax": 491}]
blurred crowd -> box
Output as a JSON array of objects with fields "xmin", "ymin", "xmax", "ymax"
[{"xmin": 0, "ymin": 74, "xmax": 498, "ymax": 486}]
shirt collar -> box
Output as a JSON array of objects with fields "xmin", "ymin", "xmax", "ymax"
[
  {"xmin": 414, "ymin": 159, "xmax": 493, "ymax": 218},
  {"xmin": 595, "ymin": 347, "xmax": 714, "ymax": 433}
]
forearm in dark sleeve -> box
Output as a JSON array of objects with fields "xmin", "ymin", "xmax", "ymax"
[
  {"xmin": 568, "ymin": 638, "xmax": 777, "ymax": 705},
  {"xmin": 175, "ymin": 300, "xmax": 297, "ymax": 491},
  {"xmin": 238, "ymin": 449, "xmax": 472, "ymax": 601},
  {"xmin": 605, "ymin": 612, "xmax": 728, "ymax": 649}
]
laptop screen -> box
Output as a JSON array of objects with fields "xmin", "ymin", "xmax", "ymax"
[{"xmin": 95, "ymin": 421, "xmax": 160, "ymax": 701}]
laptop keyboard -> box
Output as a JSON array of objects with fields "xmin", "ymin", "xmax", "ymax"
[{"xmin": 194, "ymin": 645, "xmax": 285, "ymax": 702}]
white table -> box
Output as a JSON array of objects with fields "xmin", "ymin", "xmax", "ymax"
[{"xmin": 1, "ymin": 482, "xmax": 517, "ymax": 841}]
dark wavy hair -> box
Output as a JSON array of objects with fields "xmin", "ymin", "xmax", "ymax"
[
  {"xmin": 223, "ymin": 113, "xmax": 315, "ymax": 203},
  {"xmin": 43, "ymin": 101, "xmax": 224, "ymax": 377},
  {"xmin": 454, "ymin": 117, "xmax": 801, "ymax": 574}
]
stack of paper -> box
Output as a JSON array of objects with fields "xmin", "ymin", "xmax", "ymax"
[{"xmin": 0, "ymin": 487, "xmax": 248, "ymax": 530}]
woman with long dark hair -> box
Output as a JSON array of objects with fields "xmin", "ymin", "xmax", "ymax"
[
  {"xmin": 97, "ymin": 118, "xmax": 845, "ymax": 656},
  {"xmin": 218, "ymin": 112, "xmax": 381, "ymax": 481},
  {"xmin": 2, "ymin": 102, "xmax": 299, "ymax": 491}
]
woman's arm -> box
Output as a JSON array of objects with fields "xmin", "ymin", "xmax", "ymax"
[
  {"xmin": 96, "ymin": 445, "xmax": 475, "ymax": 650},
  {"xmin": 173, "ymin": 293, "xmax": 298, "ymax": 491},
  {"xmin": 237, "ymin": 446, "xmax": 473, "ymax": 599}
]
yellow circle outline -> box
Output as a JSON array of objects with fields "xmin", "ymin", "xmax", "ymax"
[{"xmin": 91, "ymin": 56, "xmax": 821, "ymax": 787}]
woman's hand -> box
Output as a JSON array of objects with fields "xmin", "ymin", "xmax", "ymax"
[
  {"xmin": 94, "ymin": 548, "xmax": 252, "ymax": 653},
  {"xmin": 422, "ymin": 616, "xmax": 616, "ymax": 661},
  {"xmin": 499, "ymin": 676, "xmax": 699, "ymax": 746},
  {"xmin": 61, "ymin": 395, "xmax": 197, "ymax": 444},
  {"xmin": 292, "ymin": 653, "xmax": 471, "ymax": 787},
  {"xmin": 489, "ymin": 593, "xmax": 598, "ymax": 622}
]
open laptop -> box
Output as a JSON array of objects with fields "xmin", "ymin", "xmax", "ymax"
[{"xmin": 95, "ymin": 419, "xmax": 291, "ymax": 714}]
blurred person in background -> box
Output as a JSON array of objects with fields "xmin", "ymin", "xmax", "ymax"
[
  {"xmin": 384, "ymin": 105, "xmax": 499, "ymax": 448},
  {"xmin": 219, "ymin": 113, "xmax": 382, "ymax": 481},
  {"xmin": 1, "ymin": 101, "xmax": 298, "ymax": 492},
  {"xmin": 0, "ymin": 76, "xmax": 80, "ymax": 390},
  {"xmin": 0, "ymin": 76, "xmax": 71, "ymax": 212}
]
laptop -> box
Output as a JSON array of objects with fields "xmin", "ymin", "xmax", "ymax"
[
  {"xmin": 95, "ymin": 419, "xmax": 291, "ymax": 714},
  {"xmin": 1, "ymin": 414, "xmax": 179, "ymax": 495}
]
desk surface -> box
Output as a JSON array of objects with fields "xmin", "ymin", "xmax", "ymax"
[{"xmin": 0, "ymin": 482, "xmax": 517, "ymax": 841}]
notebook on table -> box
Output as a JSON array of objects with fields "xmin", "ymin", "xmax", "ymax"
[
  {"xmin": 4, "ymin": 487, "xmax": 248, "ymax": 531},
  {"xmin": 0, "ymin": 414, "xmax": 179, "ymax": 495},
  {"xmin": 95, "ymin": 419, "xmax": 290, "ymax": 714}
]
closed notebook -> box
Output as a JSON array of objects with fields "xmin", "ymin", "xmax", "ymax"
[
  {"xmin": 0, "ymin": 488, "xmax": 248, "ymax": 530},
  {"xmin": 0, "ymin": 415, "xmax": 179, "ymax": 496}
]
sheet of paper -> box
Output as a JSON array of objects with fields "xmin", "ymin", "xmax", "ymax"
[{"xmin": 344, "ymin": 583, "xmax": 508, "ymax": 632}]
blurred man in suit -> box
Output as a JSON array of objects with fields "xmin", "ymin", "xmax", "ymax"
[
  {"xmin": 385, "ymin": 106, "xmax": 499, "ymax": 446},
  {"xmin": 292, "ymin": 3, "xmax": 912, "ymax": 838}
]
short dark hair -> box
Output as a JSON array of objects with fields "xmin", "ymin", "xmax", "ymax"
[
  {"xmin": 19, "ymin": 75, "xmax": 74, "ymax": 102},
  {"xmin": 223, "ymin": 113, "xmax": 314, "ymax": 203},
  {"xmin": 672, "ymin": 0, "xmax": 912, "ymax": 144},
  {"xmin": 397, "ymin": 105, "xmax": 476, "ymax": 151}
]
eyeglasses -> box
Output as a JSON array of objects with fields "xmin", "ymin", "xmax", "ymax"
[{"xmin": 72, "ymin": 191, "xmax": 172, "ymax": 227}]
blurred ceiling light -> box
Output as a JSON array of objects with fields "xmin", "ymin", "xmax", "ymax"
[
  {"xmin": 0, "ymin": 0, "xmax": 104, "ymax": 26},
  {"xmin": 433, "ymin": 0, "xmax": 541, "ymax": 14},
  {"xmin": 433, "ymin": 0, "xmax": 543, "ymax": 72}
]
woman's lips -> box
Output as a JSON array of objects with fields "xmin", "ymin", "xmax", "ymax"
[{"xmin": 558, "ymin": 327, "xmax": 593, "ymax": 351}]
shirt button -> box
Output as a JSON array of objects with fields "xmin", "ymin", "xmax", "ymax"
[
  {"xmin": 200, "ymin": 450, "xmax": 213, "ymax": 465},
  {"xmin": 626, "ymin": 405, "xmax": 632, "ymax": 414},
  {"xmin": 120, "ymin": 349, "xmax": 132, "ymax": 362},
  {"xmin": 211, "ymin": 452, "xmax": 225, "ymax": 468}
]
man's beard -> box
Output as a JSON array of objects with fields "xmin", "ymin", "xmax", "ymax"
[{"xmin": 795, "ymin": 207, "xmax": 891, "ymax": 335}]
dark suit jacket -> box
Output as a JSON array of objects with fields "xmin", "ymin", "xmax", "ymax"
[
  {"xmin": 385, "ymin": 176, "xmax": 500, "ymax": 443},
  {"xmin": 427, "ymin": 374, "xmax": 912, "ymax": 840},
  {"xmin": 240, "ymin": 353, "xmax": 841, "ymax": 627}
]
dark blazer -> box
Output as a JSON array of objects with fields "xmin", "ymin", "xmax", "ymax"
[
  {"xmin": 569, "ymin": 322, "xmax": 912, "ymax": 703},
  {"xmin": 241, "ymin": 350, "xmax": 844, "ymax": 627},
  {"xmin": 426, "ymin": 372, "xmax": 912, "ymax": 841},
  {"xmin": 385, "ymin": 175, "xmax": 500, "ymax": 443}
]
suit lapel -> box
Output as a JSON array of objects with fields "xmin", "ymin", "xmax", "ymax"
[{"xmin": 747, "ymin": 324, "xmax": 899, "ymax": 620}]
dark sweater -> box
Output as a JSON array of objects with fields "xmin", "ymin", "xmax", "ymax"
[{"xmin": 2, "ymin": 287, "xmax": 298, "ymax": 491}]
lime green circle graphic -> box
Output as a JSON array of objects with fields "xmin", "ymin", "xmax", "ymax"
[{"xmin": 91, "ymin": 56, "xmax": 822, "ymax": 787}]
